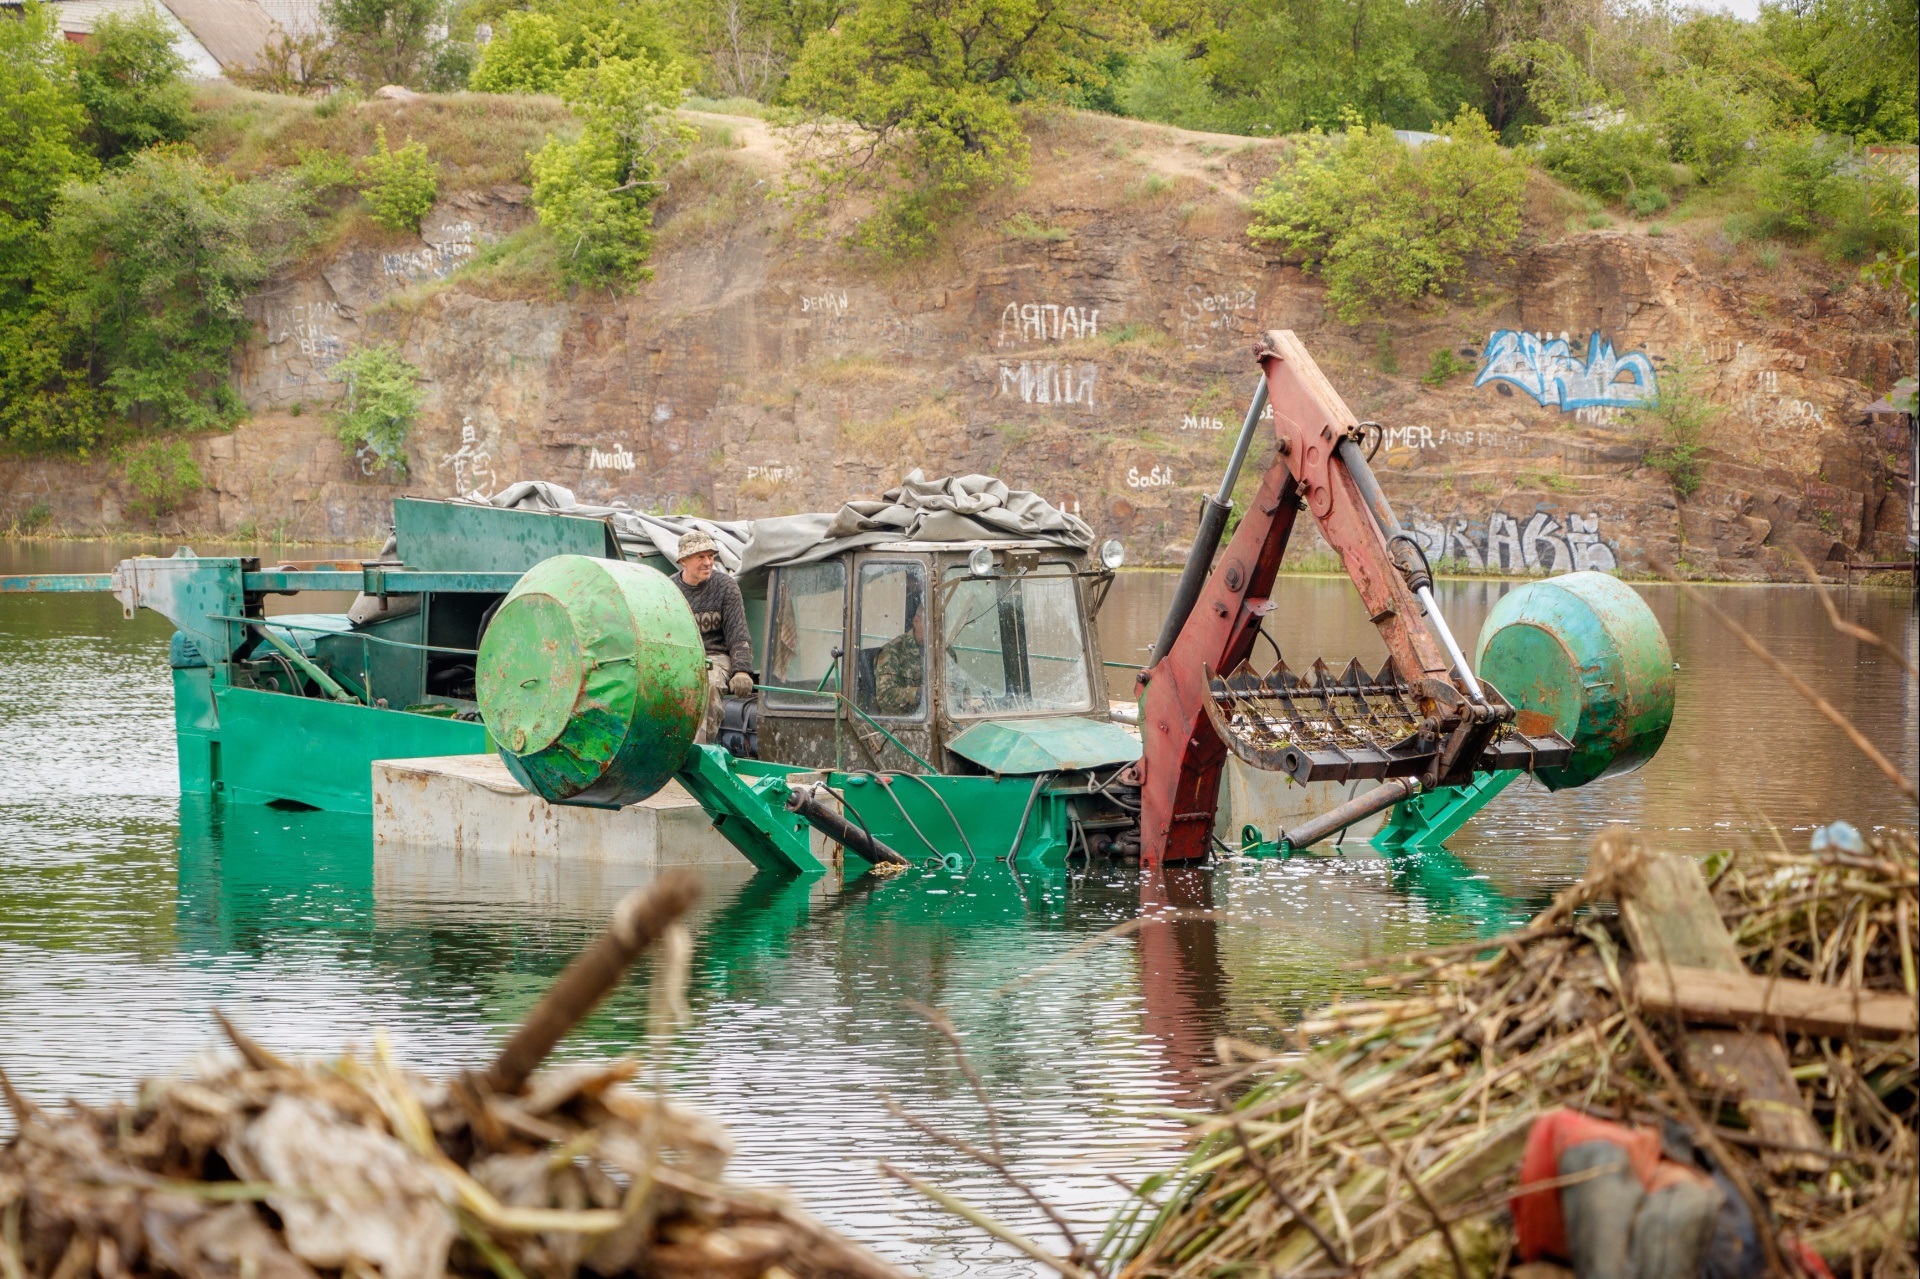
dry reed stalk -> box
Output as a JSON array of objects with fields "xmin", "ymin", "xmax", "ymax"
[{"xmin": 1107, "ymin": 830, "xmax": 1918, "ymax": 1279}]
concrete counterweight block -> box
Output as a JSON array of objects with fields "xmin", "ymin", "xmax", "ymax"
[{"xmin": 372, "ymin": 754, "xmax": 739, "ymax": 865}]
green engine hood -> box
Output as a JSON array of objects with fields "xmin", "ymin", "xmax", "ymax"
[{"xmin": 946, "ymin": 716, "xmax": 1141, "ymax": 775}]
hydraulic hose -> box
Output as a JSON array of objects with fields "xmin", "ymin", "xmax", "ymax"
[
  {"xmin": 1333, "ymin": 437, "xmax": 1487, "ymax": 705},
  {"xmin": 784, "ymin": 784, "xmax": 909, "ymax": 866},
  {"xmin": 1147, "ymin": 376, "xmax": 1271, "ymax": 669}
]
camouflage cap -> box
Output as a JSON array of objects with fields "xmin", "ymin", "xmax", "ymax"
[{"xmin": 676, "ymin": 530, "xmax": 719, "ymax": 562}]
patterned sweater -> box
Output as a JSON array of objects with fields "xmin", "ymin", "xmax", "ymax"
[{"xmin": 672, "ymin": 570, "xmax": 755, "ymax": 670}]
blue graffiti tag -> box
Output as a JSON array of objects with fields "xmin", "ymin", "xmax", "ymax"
[{"xmin": 1474, "ymin": 330, "xmax": 1658, "ymax": 410}]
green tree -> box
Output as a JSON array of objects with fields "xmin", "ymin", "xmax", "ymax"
[
  {"xmin": 330, "ymin": 341, "xmax": 423, "ymax": 475},
  {"xmin": 324, "ymin": 0, "xmax": 444, "ymax": 88},
  {"xmin": 0, "ymin": 2, "xmax": 97, "ymax": 315},
  {"xmin": 469, "ymin": 0, "xmax": 679, "ymax": 93},
  {"xmin": 530, "ymin": 54, "xmax": 688, "ymax": 286},
  {"xmin": 72, "ymin": 10, "xmax": 194, "ymax": 165},
  {"xmin": 1247, "ymin": 107, "xmax": 1527, "ymax": 322},
  {"xmin": 1755, "ymin": 0, "xmax": 1917, "ymax": 144},
  {"xmin": 1538, "ymin": 119, "xmax": 1673, "ymax": 201},
  {"xmin": 43, "ymin": 148, "xmax": 308, "ymax": 434},
  {"xmin": 359, "ymin": 125, "xmax": 438, "ymax": 230},
  {"xmin": 1113, "ymin": 40, "xmax": 1227, "ymax": 131},
  {"xmin": 1202, "ymin": 0, "xmax": 1444, "ymax": 133},
  {"xmin": 1652, "ymin": 66, "xmax": 1769, "ymax": 185},
  {"xmin": 1752, "ymin": 130, "xmax": 1918, "ymax": 261},
  {"xmin": 783, "ymin": 0, "xmax": 1131, "ymax": 255}
]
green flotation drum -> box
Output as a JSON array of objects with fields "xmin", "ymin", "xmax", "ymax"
[
  {"xmin": 476, "ymin": 554, "xmax": 706, "ymax": 807},
  {"xmin": 1474, "ymin": 570, "xmax": 1675, "ymax": 791}
]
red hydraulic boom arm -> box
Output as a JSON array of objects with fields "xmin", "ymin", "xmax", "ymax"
[{"xmin": 1133, "ymin": 330, "xmax": 1521, "ymax": 866}]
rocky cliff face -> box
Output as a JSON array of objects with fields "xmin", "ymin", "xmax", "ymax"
[{"xmin": 3, "ymin": 106, "xmax": 1912, "ymax": 580}]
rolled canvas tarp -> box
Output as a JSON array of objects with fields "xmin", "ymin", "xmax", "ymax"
[{"xmin": 473, "ymin": 470, "xmax": 1093, "ymax": 575}]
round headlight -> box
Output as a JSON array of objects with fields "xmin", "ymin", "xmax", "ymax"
[
  {"xmin": 1099, "ymin": 538, "xmax": 1126, "ymax": 570},
  {"xmin": 968, "ymin": 546, "xmax": 996, "ymax": 577}
]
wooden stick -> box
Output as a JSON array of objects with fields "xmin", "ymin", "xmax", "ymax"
[
  {"xmin": 880, "ymin": 1162, "xmax": 1089, "ymax": 1279},
  {"xmin": 1653, "ymin": 565, "xmax": 1915, "ymax": 798},
  {"xmin": 484, "ymin": 871, "xmax": 701, "ymax": 1096}
]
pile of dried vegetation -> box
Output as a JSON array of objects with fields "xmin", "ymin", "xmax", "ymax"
[
  {"xmin": 0, "ymin": 871, "xmax": 905, "ymax": 1279},
  {"xmin": 1103, "ymin": 828, "xmax": 1918, "ymax": 1279}
]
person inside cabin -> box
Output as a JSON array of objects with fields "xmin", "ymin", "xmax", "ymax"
[
  {"xmin": 871, "ymin": 590, "xmax": 926, "ymax": 717},
  {"xmin": 672, "ymin": 530, "xmax": 756, "ymax": 743}
]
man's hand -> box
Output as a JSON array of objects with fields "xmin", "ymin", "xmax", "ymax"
[{"xmin": 728, "ymin": 670, "xmax": 755, "ymax": 698}]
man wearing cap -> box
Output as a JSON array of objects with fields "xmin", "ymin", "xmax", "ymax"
[{"xmin": 672, "ymin": 530, "xmax": 755, "ymax": 744}]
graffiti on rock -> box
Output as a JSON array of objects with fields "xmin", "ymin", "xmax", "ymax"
[
  {"xmin": 383, "ymin": 223, "xmax": 478, "ymax": 284},
  {"xmin": 1181, "ymin": 414, "xmax": 1226, "ymax": 432},
  {"xmin": 1406, "ymin": 509, "xmax": 1618, "ymax": 573},
  {"xmin": 799, "ymin": 290, "xmax": 849, "ymax": 316},
  {"xmin": 1382, "ymin": 425, "xmax": 1525, "ymax": 450},
  {"xmin": 998, "ymin": 302, "xmax": 1099, "ymax": 346},
  {"xmin": 998, "ymin": 361, "xmax": 1097, "ymax": 408},
  {"xmin": 440, "ymin": 417, "xmax": 497, "ymax": 496},
  {"xmin": 1127, "ymin": 464, "xmax": 1176, "ymax": 489},
  {"xmin": 1179, "ymin": 285, "xmax": 1257, "ymax": 347},
  {"xmin": 587, "ymin": 444, "xmax": 635, "ymax": 471},
  {"xmin": 1475, "ymin": 330, "xmax": 1658, "ymax": 411},
  {"xmin": 746, "ymin": 464, "xmax": 799, "ymax": 483}
]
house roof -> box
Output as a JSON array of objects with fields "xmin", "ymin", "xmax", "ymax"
[{"xmin": 50, "ymin": 0, "xmax": 274, "ymax": 74}]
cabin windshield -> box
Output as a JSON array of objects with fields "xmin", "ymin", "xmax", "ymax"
[
  {"xmin": 765, "ymin": 560, "xmax": 845, "ymax": 710},
  {"xmin": 941, "ymin": 565, "xmax": 1093, "ymax": 718}
]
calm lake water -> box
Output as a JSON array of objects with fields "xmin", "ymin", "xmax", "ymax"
[{"xmin": 2, "ymin": 538, "xmax": 1915, "ymax": 1275}]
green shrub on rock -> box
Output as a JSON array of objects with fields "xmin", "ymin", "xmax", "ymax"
[
  {"xmin": 330, "ymin": 340, "xmax": 423, "ymax": 475},
  {"xmin": 530, "ymin": 55, "xmax": 688, "ymax": 287},
  {"xmin": 120, "ymin": 437, "xmax": 202, "ymax": 518},
  {"xmin": 359, "ymin": 125, "xmax": 438, "ymax": 231},
  {"xmin": 44, "ymin": 148, "xmax": 308, "ymax": 435},
  {"xmin": 1248, "ymin": 109, "xmax": 1527, "ymax": 324}
]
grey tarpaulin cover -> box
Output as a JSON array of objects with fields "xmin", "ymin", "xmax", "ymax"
[{"xmin": 474, "ymin": 471, "xmax": 1094, "ymax": 575}]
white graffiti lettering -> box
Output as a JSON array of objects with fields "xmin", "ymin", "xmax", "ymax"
[
  {"xmin": 440, "ymin": 416, "xmax": 496, "ymax": 497},
  {"xmin": 1382, "ymin": 425, "xmax": 1526, "ymax": 450},
  {"xmin": 1476, "ymin": 330, "xmax": 1658, "ymax": 411},
  {"xmin": 1179, "ymin": 285, "xmax": 1257, "ymax": 346},
  {"xmin": 799, "ymin": 290, "xmax": 849, "ymax": 316},
  {"xmin": 1407, "ymin": 509, "xmax": 1618, "ymax": 574},
  {"xmin": 998, "ymin": 302, "xmax": 1100, "ymax": 346},
  {"xmin": 1181, "ymin": 414, "xmax": 1226, "ymax": 431},
  {"xmin": 998, "ymin": 361, "xmax": 1097, "ymax": 407},
  {"xmin": 1126, "ymin": 465, "xmax": 1176, "ymax": 489},
  {"xmin": 588, "ymin": 444, "xmax": 635, "ymax": 471},
  {"xmin": 746, "ymin": 464, "xmax": 799, "ymax": 483}
]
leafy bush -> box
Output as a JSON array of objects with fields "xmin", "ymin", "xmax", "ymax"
[
  {"xmin": 358, "ymin": 125, "xmax": 438, "ymax": 230},
  {"xmin": 1114, "ymin": 41, "xmax": 1227, "ymax": 132},
  {"xmin": 469, "ymin": 0, "xmax": 679, "ymax": 94},
  {"xmin": 42, "ymin": 148, "xmax": 308, "ymax": 435},
  {"xmin": 120, "ymin": 437, "xmax": 202, "ymax": 517},
  {"xmin": 1538, "ymin": 120, "xmax": 1672, "ymax": 203},
  {"xmin": 782, "ymin": 0, "xmax": 1123, "ymax": 259},
  {"xmin": 330, "ymin": 341, "xmax": 423, "ymax": 474},
  {"xmin": 1422, "ymin": 348, "xmax": 1466, "ymax": 386},
  {"xmin": 530, "ymin": 55, "xmax": 688, "ymax": 287},
  {"xmin": 1248, "ymin": 109, "xmax": 1527, "ymax": 323},
  {"xmin": 1652, "ymin": 67, "xmax": 1768, "ymax": 186},
  {"xmin": 72, "ymin": 10, "xmax": 194, "ymax": 164},
  {"xmin": 1626, "ymin": 187, "xmax": 1670, "ymax": 217},
  {"xmin": 1752, "ymin": 132, "xmax": 1918, "ymax": 261},
  {"xmin": 1632, "ymin": 356, "xmax": 1718, "ymax": 499}
]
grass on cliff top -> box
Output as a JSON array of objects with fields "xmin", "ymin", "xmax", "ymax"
[{"xmin": 192, "ymin": 83, "xmax": 572, "ymax": 188}]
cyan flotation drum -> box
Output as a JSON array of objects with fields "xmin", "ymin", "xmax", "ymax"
[{"xmin": 1474, "ymin": 571, "xmax": 1675, "ymax": 791}]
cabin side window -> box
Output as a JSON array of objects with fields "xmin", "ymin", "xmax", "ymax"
[
  {"xmin": 941, "ymin": 564, "xmax": 1094, "ymax": 717},
  {"xmin": 853, "ymin": 560, "xmax": 926, "ymax": 720},
  {"xmin": 764, "ymin": 561, "xmax": 846, "ymax": 710}
]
